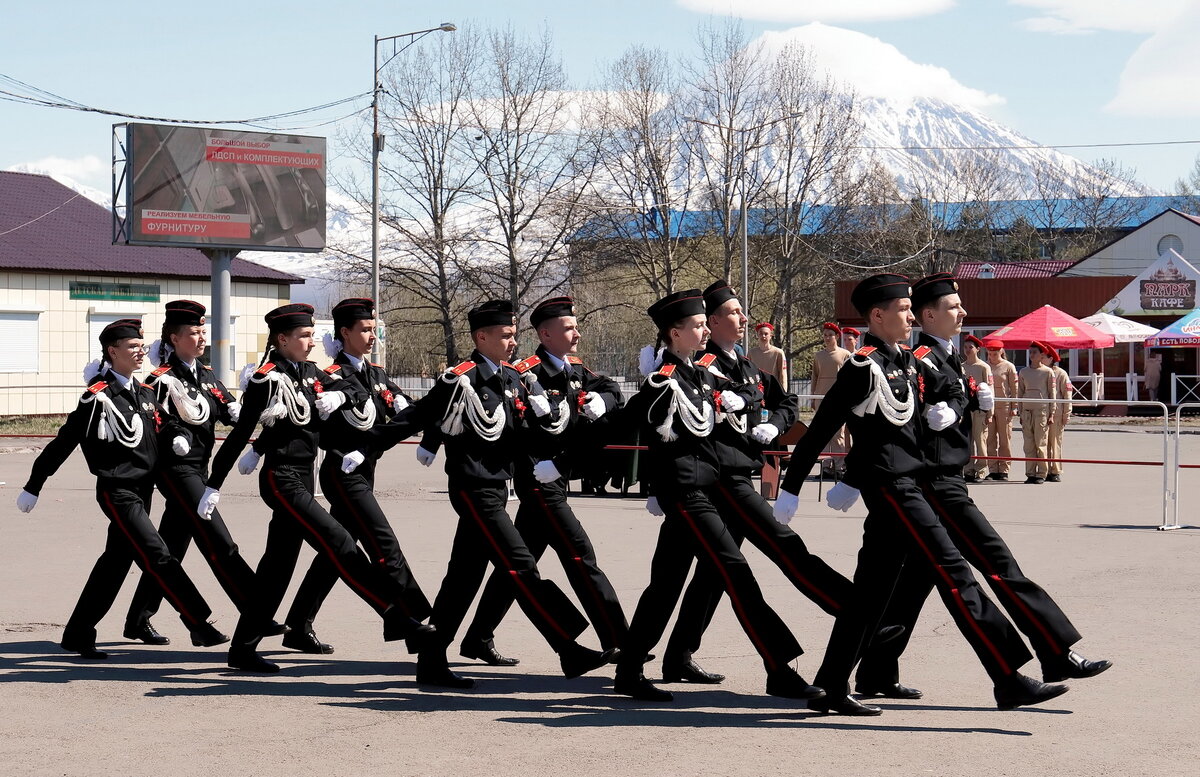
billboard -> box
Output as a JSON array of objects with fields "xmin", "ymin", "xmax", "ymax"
[
  {"xmin": 1102, "ymin": 248, "xmax": 1200, "ymax": 316},
  {"xmin": 121, "ymin": 123, "xmax": 325, "ymax": 252}
]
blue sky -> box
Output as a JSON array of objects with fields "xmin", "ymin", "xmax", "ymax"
[{"xmin": 3, "ymin": 0, "xmax": 1198, "ymax": 192}]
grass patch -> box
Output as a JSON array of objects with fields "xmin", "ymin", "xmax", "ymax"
[{"xmin": 0, "ymin": 415, "xmax": 68, "ymax": 436}]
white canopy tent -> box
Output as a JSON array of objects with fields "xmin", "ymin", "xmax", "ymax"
[{"xmin": 1081, "ymin": 312, "xmax": 1161, "ymax": 400}]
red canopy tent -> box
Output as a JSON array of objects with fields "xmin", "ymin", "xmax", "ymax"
[{"xmin": 984, "ymin": 304, "xmax": 1115, "ymax": 349}]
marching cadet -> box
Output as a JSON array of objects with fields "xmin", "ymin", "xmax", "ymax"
[
  {"xmin": 611, "ymin": 289, "xmax": 820, "ymax": 703},
  {"xmin": 123, "ymin": 300, "xmax": 284, "ymax": 646},
  {"xmin": 660, "ymin": 281, "xmax": 854, "ymax": 685},
  {"xmin": 1019, "ymin": 342, "xmax": 1057, "ymax": 484},
  {"xmin": 203, "ymin": 303, "xmax": 434, "ymax": 673},
  {"xmin": 1045, "ymin": 346, "xmax": 1073, "ymax": 483},
  {"xmin": 856, "ymin": 273, "xmax": 1109, "ymax": 706},
  {"xmin": 960, "ymin": 334, "xmax": 993, "ymax": 482},
  {"xmin": 841, "ymin": 326, "xmax": 861, "ymax": 353},
  {"xmin": 747, "ymin": 321, "xmax": 788, "ymax": 387},
  {"xmin": 459, "ymin": 296, "xmax": 629, "ymax": 667},
  {"xmin": 408, "ymin": 299, "xmax": 612, "ymax": 689},
  {"xmin": 775, "ymin": 274, "xmax": 1068, "ymax": 715},
  {"xmin": 277, "ymin": 298, "xmax": 432, "ymax": 654},
  {"xmin": 984, "ymin": 339, "xmax": 1019, "ymax": 481},
  {"xmin": 811, "ymin": 322, "xmax": 850, "ymax": 476},
  {"xmin": 15, "ymin": 318, "xmax": 227, "ymax": 658}
]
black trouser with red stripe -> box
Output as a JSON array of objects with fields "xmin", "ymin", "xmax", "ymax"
[
  {"xmin": 125, "ymin": 465, "xmax": 258, "ymax": 630},
  {"xmin": 64, "ymin": 478, "xmax": 212, "ymax": 645},
  {"xmin": 229, "ymin": 462, "xmax": 412, "ymax": 650},
  {"xmin": 617, "ymin": 487, "xmax": 802, "ymax": 677},
  {"xmin": 283, "ymin": 457, "xmax": 432, "ymax": 634},
  {"xmin": 427, "ymin": 478, "xmax": 588, "ymax": 653},
  {"xmin": 663, "ymin": 474, "xmax": 852, "ymax": 662},
  {"xmin": 814, "ymin": 477, "xmax": 1032, "ymax": 697},
  {"xmin": 462, "ymin": 474, "xmax": 628, "ymax": 650},
  {"xmin": 856, "ymin": 475, "xmax": 1081, "ymax": 687}
]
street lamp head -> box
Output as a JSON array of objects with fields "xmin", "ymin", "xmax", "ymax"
[{"xmin": 440, "ymin": 22, "xmax": 457, "ymax": 32}]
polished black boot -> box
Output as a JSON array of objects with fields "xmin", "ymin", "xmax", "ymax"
[
  {"xmin": 560, "ymin": 643, "xmax": 615, "ymax": 679},
  {"xmin": 459, "ymin": 638, "xmax": 519, "ymax": 666},
  {"xmin": 662, "ymin": 655, "xmax": 725, "ymax": 684},
  {"xmin": 854, "ymin": 680, "xmax": 923, "ymax": 699},
  {"xmin": 262, "ymin": 621, "xmax": 291, "ymax": 637},
  {"xmin": 61, "ymin": 631, "xmax": 108, "ymax": 660},
  {"xmin": 1042, "ymin": 651, "xmax": 1112, "ymax": 682},
  {"xmin": 227, "ymin": 646, "xmax": 280, "ymax": 673},
  {"xmin": 614, "ymin": 671, "xmax": 673, "ymax": 701},
  {"xmin": 383, "ymin": 609, "xmax": 437, "ymax": 649},
  {"xmin": 123, "ymin": 619, "xmax": 170, "ymax": 646},
  {"xmin": 190, "ymin": 622, "xmax": 231, "ymax": 647},
  {"xmin": 282, "ymin": 629, "xmax": 334, "ymax": 654},
  {"xmin": 994, "ymin": 672, "xmax": 1069, "ymax": 710},
  {"xmin": 416, "ymin": 648, "xmax": 475, "ymax": 689},
  {"xmin": 809, "ymin": 694, "xmax": 883, "ymax": 716},
  {"xmin": 765, "ymin": 666, "xmax": 826, "ymax": 700}
]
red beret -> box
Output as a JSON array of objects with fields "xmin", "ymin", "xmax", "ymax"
[
  {"xmin": 755, "ymin": 322, "xmax": 775, "ymax": 331},
  {"xmin": 983, "ymin": 338, "xmax": 1005, "ymax": 350},
  {"xmin": 821, "ymin": 322, "xmax": 840, "ymax": 334},
  {"xmin": 842, "ymin": 327, "xmax": 861, "ymax": 337},
  {"xmin": 964, "ymin": 334, "xmax": 983, "ymax": 348}
]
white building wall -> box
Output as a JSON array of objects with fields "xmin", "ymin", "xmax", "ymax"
[{"xmin": 1061, "ymin": 211, "xmax": 1200, "ymax": 277}]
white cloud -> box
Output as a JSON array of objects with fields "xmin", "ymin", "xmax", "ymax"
[
  {"xmin": 1105, "ymin": 5, "xmax": 1200, "ymax": 116},
  {"xmin": 8, "ymin": 155, "xmax": 108, "ymax": 188},
  {"xmin": 757, "ymin": 23, "xmax": 1004, "ymax": 110},
  {"xmin": 1010, "ymin": 0, "xmax": 1189, "ymax": 35},
  {"xmin": 675, "ymin": 0, "xmax": 954, "ymax": 24}
]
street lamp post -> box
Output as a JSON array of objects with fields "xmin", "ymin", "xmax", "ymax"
[{"xmin": 371, "ymin": 22, "xmax": 456, "ymax": 365}]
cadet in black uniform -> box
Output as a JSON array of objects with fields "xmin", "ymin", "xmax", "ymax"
[
  {"xmin": 459, "ymin": 296, "xmax": 629, "ymax": 666},
  {"xmin": 15, "ymin": 318, "xmax": 226, "ymax": 658},
  {"xmin": 408, "ymin": 299, "xmax": 612, "ymax": 689},
  {"xmin": 855, "ymin": 273, "xmax": 1110, "ymax": 698},
  {"xmin": 279, "ymin": 297, "xmax": 431, "ymax": 655},
  {"xmin": 775, "ymin": 274, "xmax": 1068, "ymax": 714},
  {"xmin": 122, "ymin": 300, "xmax": 284, "ymax": 646},
  {"xmin": 661, "ymin": 281, "xmax": 854, "ymax": 684},
  {"xmin": 612, "ymin": 290, "xmax": 822, "ymax": 703},
  {"xmin": 203, "ymin": 303, "xmax": 433, "ymax": 673}
]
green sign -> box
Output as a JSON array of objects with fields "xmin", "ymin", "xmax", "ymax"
[{"xmin": 69, "ymin": 281, "xmax": 160, "ymax": 302}]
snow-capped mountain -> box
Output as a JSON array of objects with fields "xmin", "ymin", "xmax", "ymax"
[{"xmin": 7, "ymin": 162, "xmax": 112, "ymax": 209}]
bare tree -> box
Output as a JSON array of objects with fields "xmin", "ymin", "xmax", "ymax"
[
  {"xmin": 1065, "ymin": 157, "xmax": 1146, "ymax": 257},
  {"xmin": 1172, "ymin": 153, "xmax": 1200, "ymax": 214}
]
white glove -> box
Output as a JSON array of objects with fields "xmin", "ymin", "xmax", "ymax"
[
  {"xmin": 314, "ymin": 390, "xmax": 346, "ymax": 419},
  {"xmin": 341, "ymin": 450, "xmax": 366, "ymax": 474},
  {"xmin": 15, "ymin": 490, "xmax": 37, "ymax": 513},
  {"xmin": 533, "ymin": 459, "xmax": 561, "ymax": 483},
  {"xmin": 645, "ymin": 496, "xmax": 664, "ymax": 516},
  {"xmin": 171, "ymin": 435, "xmax": 190, "ymax": 456},
  {"xmin": 528, "ymin": 393, "xmax": 551, "ymax": 418},
  {"xmin": 392, "ymin": 394, "xmax": 409, "ymax": 410},
  {"xmin": 197, "ymin": 487, "xmax": 220, "ymax": 521},
  {"xmin": 926, "ymin": 401, "xmax": 957, "ymax": 432},
  {"xmin": 750, "ymin": 423, "xmax": 779, "ymax": 445},
  {"xmin": 826, "ymin": 481, "xmax": 861, "ymax": 512},
  {"xmin": 719, "ymin": 390, "xmax": 746, "ymax": 412},
  {"xmin": 415, "ymin": 445, "xmax": 437, "ymax": 467},
  {"xmin": 581, "ymin": 392, "xmax": 607, "ymax": 421},
  {"xmin": 237, "ymin": 449, "xmax": 261, "ymax": 475},
  {"xmin": 773, "ymin": 490, "xmax": 799, "ymax": 525},
  {"xmin": 226, "ymin": 400, "xmax": 242, "ymax": 423},
  {"xmin": 975, "ymin": 382, "xmax": 995, "ymax": 412}
]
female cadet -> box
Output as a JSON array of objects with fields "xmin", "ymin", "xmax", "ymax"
[
  {"xmin": 610, "ymin": 290, "xmax": 824, "ymax": 703},
  {"xmin": 15, "ymin": 318, "xmax": 227, "ymax": 658},
  {"xmin": 202, "ymin": 303, "xmax": 434, "ymax": 672},
  {"xmin": 122, "ymin": 300, "xmax": 286, "ymax": 646}
]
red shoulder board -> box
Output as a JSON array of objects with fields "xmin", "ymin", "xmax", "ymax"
[
  {"xmin": 371, "ymin": 363, "xmax": 382, "ymax": 368},
  {"xmin": 855, "ymin": 346, "xmax": 877, "ymax": 357},
  {"xmin": 256, "ymin": 362, "xmax": 275, "ymax": 375},
  {"xmin": 202, "ymin": 363, "xmax": 213, "ymax": 371},
  {"xmin": 150, "ymin": 364, "xmax": 171, "ymax": 378},
  {"xmin": 899, "ymin": 344, "xmax": 912, "ymax": 351},
  {"xmin": 87, "ymin": 381, "xmax": 108, "ymax": 394},
  {"xmin": 139, "ymin": 382, "xmax": 153, "ymax": 389},
  {"xmin": 450, "ymin": 361, "xmax": 476, "ymax": 376},
  {"xmin": 657, "ymin": 364, "xmax": 677, "ymax": 377},
  {"xmin": 324, "ymin": 364, "xmax": 343, "ymax": 374},
  {"xmin": 913, "ymin": 345, "xmax": 933, "ymax": 359},
  {"xmin": 696, "ymin": 353, "xmax": 718, "ymax": 368},
  {"xmin": 566, "ymin": 355, "xmax": 583, "ymax": 365},
  {"xmin": 513, "ymin": 355, "xmax": 541, "ymax": 374}
]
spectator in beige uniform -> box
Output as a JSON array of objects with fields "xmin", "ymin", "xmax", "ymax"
[
  {"xmin": 841, "ymin": 326, "xmax": 860, "ymax": 353},
  {"xmin": 961, "ymin": 335, "xmax": 993, "ymax": 482},
  {"xmin": 749, "ymin": 322, "xmax": 789, "ymax": 387},
  {"xmin": 1144, "ymin": 351, "xmax": 1162, "ymax": 401},
  {"xmin": 984, "ymin": 339, "xmax": 1019, "ymax": 481},
  {"xmin": 1045, "ymin": 346, "xmax": 1072, "ymax": 483},
  {"xmin": 1019, "ymin": 341, "xmax": 1057, "ymax": 484},
  {"xmin": 811, "ymin": 322, "xmax": 851, "ymax": 475}
]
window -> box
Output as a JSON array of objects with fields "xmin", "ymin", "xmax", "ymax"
[
  {"xmin": 1158, "ymin": 234, "xmax": 1183, "ymax": 257},
  {"xmin": 0, "ymin": 312, "xmax": 39, "ymax": 372}
]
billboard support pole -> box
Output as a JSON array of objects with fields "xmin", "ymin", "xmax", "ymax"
[{"xmin": 207, "ymin": 249, "xmax": 235, "ymax": 389}]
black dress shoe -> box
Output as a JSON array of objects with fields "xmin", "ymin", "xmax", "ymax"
[
  {"xmin": 416, "ymin": 651, "xmax": 475, "ymax": 689},
  {"xmin": 60, "ymin": 635, "xmax": 108, "ymax": 659},
  {"xmin": 1042, "ymin": 651, "xmax": 1112, "ymax": 682},
  {"xmin": 227, "ymin": 648, "xmax": 280, "ymax": 673},
  {"xmin": 989, "ymin": 472, "xmax": 1009, "ymax": 481},
  {"xmin": 1024, "ymin": 477, "xmax": 1045, "ymax": 484},
  {"xmin": 460, "ymin": 638, "xmax": 519, "ymax": 666},
  {"xmin": 615, "ymin": 673, "xmax": 673, "ymax": 701},
  {"xmin": 123, "ymin": 620, "xmax": 170, "ymax": 646},
  {"xmin": 560, "ymin": 644, "xmax": 615, "ymax": 679},
  {"xmin": 809, "ymin": 694, "xmax": 882, "ymax": 716},
  {"xmin": 262, "ymin": 621, "xmax": 291, "ymax": 637},
  {"xmin": 605, "ymin": 648, "xmax": 654, "ymax": 665},
  {"xmin": 190, "ymin": 622, "xmax": 231, "ymax": 647},
  {"xmin": 1045, "ymin": 474, "xmax": 1061, "ymax": 482},
  {"xmin": 994, "ymin": 672, "xmax": 1069, "ymax": 710},
  {"xmin": 765, "ymin": 667, "xmax": 826, "ymax": 700},
  {"xmin": 875, "ymin": 625, "xmax": 906, "ymax": 644},
  {"xmin": 662, "ymin": 657, "xmax": 725, "ymax": 684},
  {"xmin": 383, "ymin": 610, "xmax": 437, "ymax": 645},
  {"xmin": 963, "ymin": 473, "xmax": 980, "ymax": 483},
  {"xmin": 855, "ymin": 681, "xmax": 924, "ymax": 699},
  {"xmin": 282, "ymin": 629, "xmax": 334, "ymax": 654}
]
